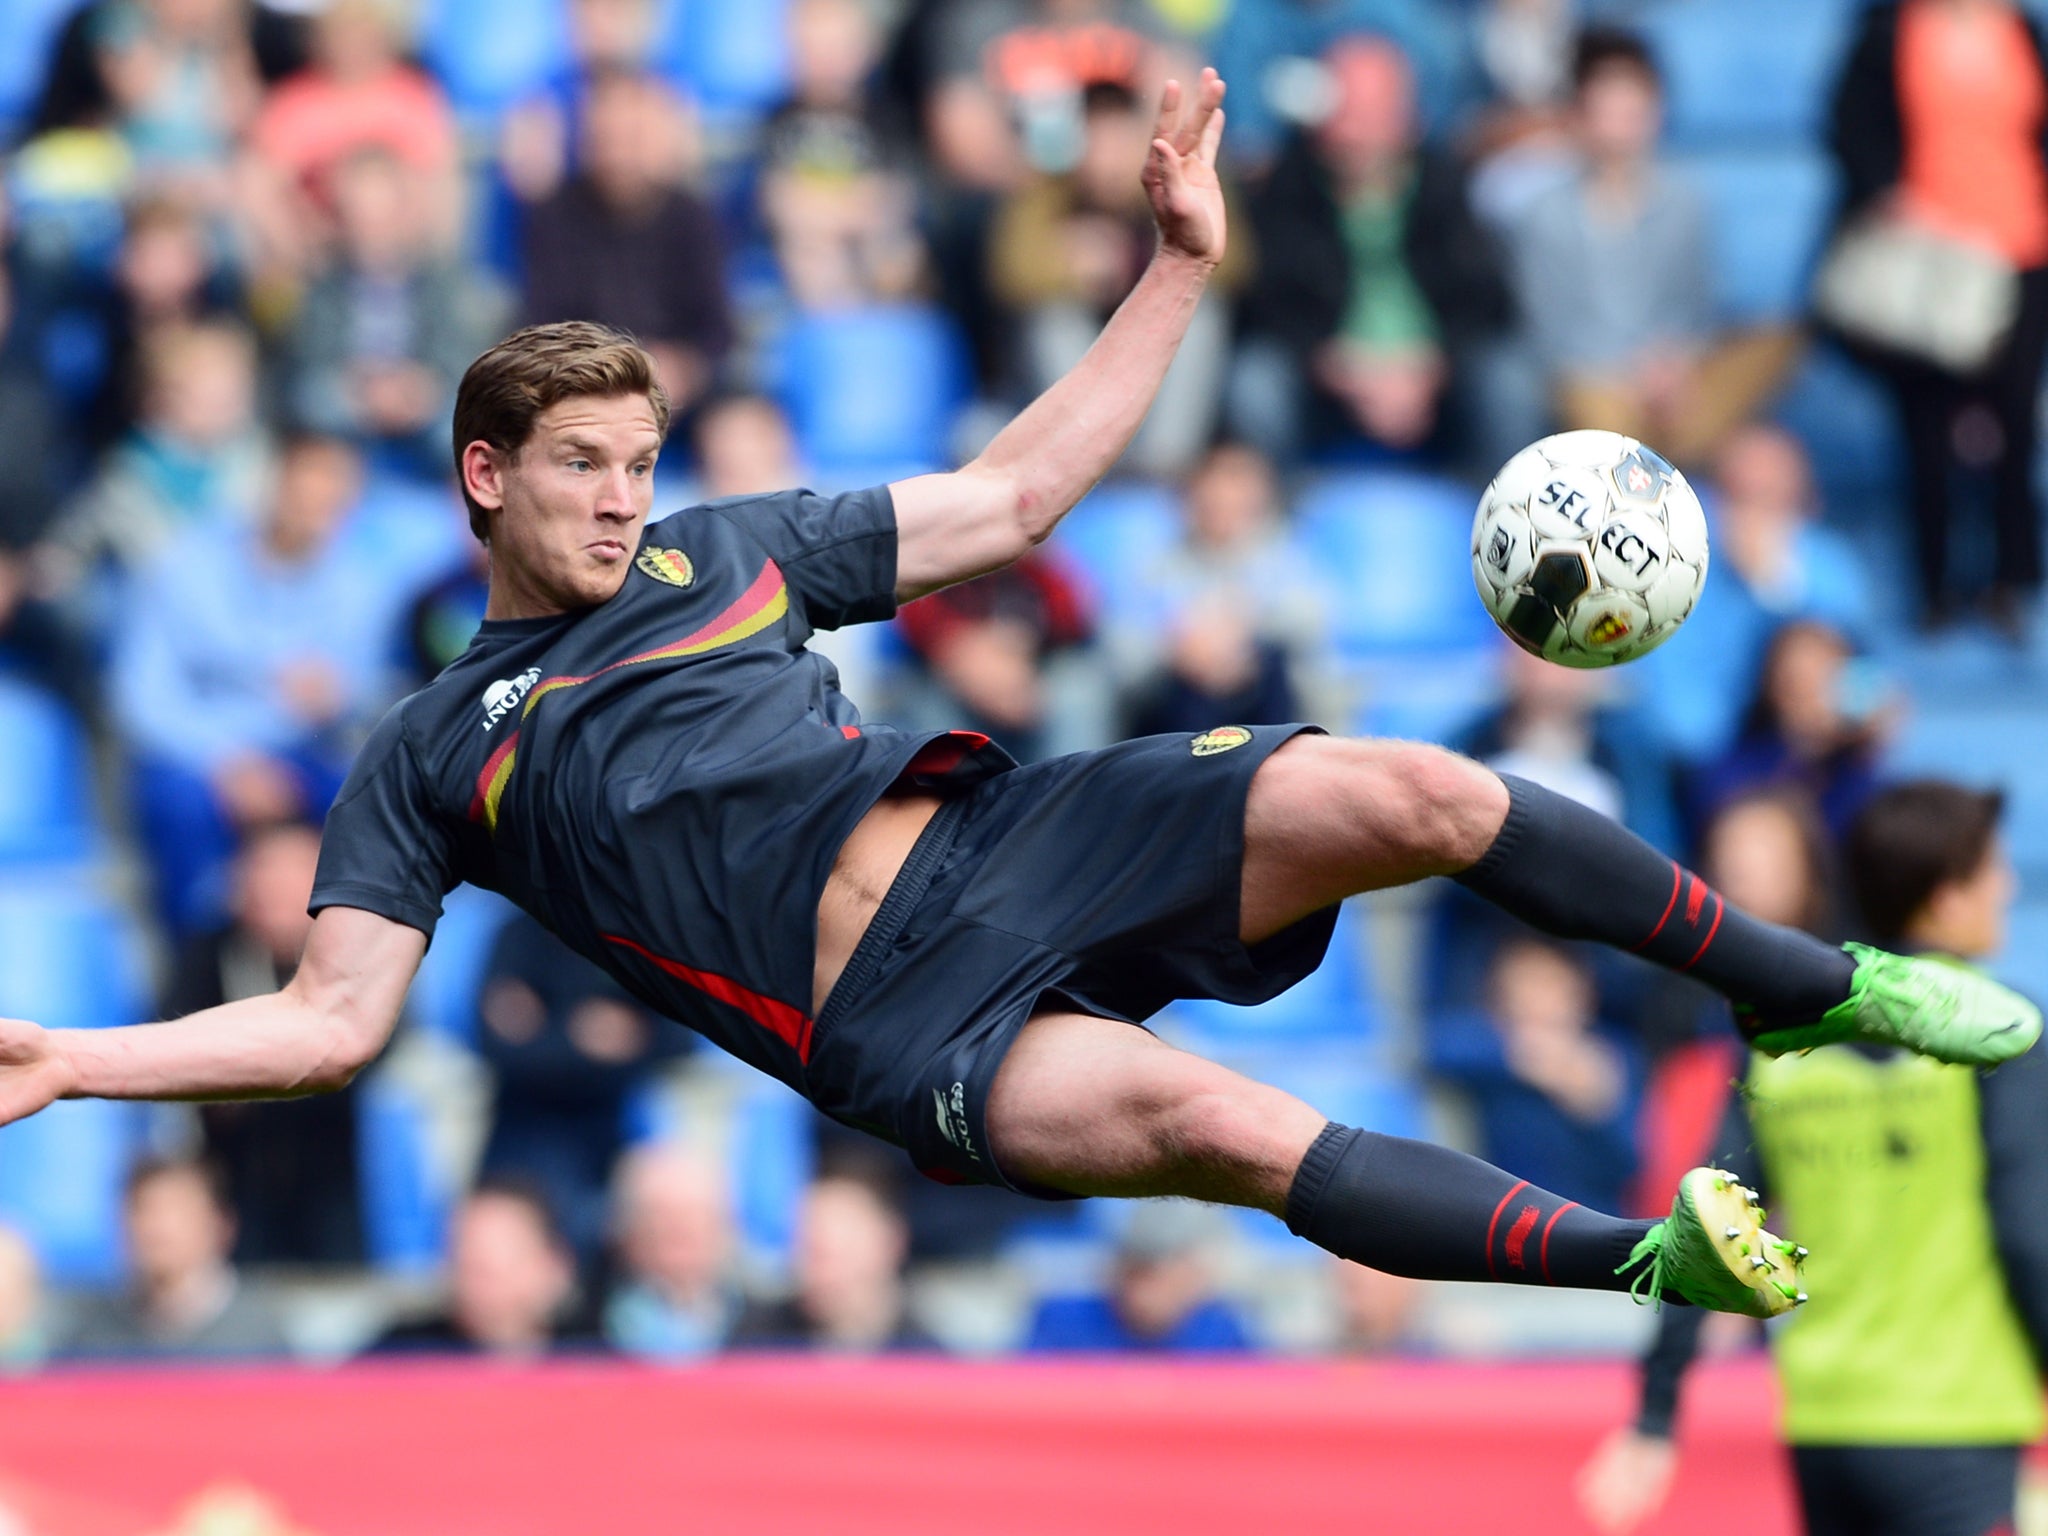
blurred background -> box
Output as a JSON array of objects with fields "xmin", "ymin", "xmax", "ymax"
[{"xmin": 0, "ymin": 0, "xmax": 2041, "ymax": 1525}]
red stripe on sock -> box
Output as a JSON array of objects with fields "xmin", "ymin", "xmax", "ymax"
[
  {"xmin": 1538, "ymin": 1202, "xmax": 1579, "ymax": 1286},
  {"xmin": 1678, "ymin": 895, "xmax": 1726, "ymax": 973},
  {"xmin": 1484, "ymin": 1180, "xmax": 1531, "ymax": 1281},
  {"xmin": 1632, "ymin": 863, "xmax": 1684, "ymax": 952}
]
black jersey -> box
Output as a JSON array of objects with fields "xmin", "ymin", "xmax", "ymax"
[{"xmin": 309, "ymin": 486, "xmax": 1013, "ymax": 1093}]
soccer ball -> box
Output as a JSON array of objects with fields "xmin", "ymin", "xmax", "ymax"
[{"xmin": 1470, "ymin": 430, "xmax": 1709, "ymax": 669}]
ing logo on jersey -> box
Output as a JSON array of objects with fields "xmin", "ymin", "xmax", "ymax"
[
  {"xmin": 635, "ymin": 546, "xmax": 695, "ymax": 588},
  {"xmin": 1191, "ymin": 725, "xmax": 1253, "ymax": 757}
]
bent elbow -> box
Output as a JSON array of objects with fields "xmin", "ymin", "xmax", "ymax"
[{"xmin": 303, "ymin": 1015, "xmax": 387, "ymax": 1094}]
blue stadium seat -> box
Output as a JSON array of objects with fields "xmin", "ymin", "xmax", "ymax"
[
  {"xmin": 1641, "ymin": 0, "xmax": 1859, "ymax": 149},
  {"xmin": 727, "ymin": 1080, "xmax": 814, "ymax": 1267},
  {"xmin": 1162, "ymin": 901, "xmax": 1386, "ymax": 1052},
  {"xmin": 1671, "ymin": 147, "xmax": 1833, "ymax": 325},
  {"xmin": 416, "ymin": 0, "xmax": 569, "ymax": 120},
  {"xmin": 1995, "ymin": 898, "xmax": 2048, "ymax": 1008},
  {"xmin": 657, "ymin": 0, "xmax": 791, "ymax": 120},
  {"xmin": 406, "ymin": 884, "xmax": 518, "ymax": 1044},
  {"xmin": 1294, "ymin": 471, "xmax": 1497, "ymax": 658},
  {"xmin": 0, "ymin": 679, "xmax": 96, "ymax": 865},
  {"xmin": 1773, "ymin": 343, "xmax": 1903, "ymax": 498},
  {"xmin": 772, "ymin": 306, "xmax": 970, "ymax": 470},
  {"xmin": 1049, "ymin": 480, "xmax": 1180, "ymax": 610},
  {"xmin": 0, "ymin": 1099, "xmax": 145, "ymax": 1285},
  {"xmin": 0, "ymin": 875, "xmax": 146, "ymax": 1032},
  {"xmin": 1887, "ymin": 705, "xmax": 2048, "ymax": 879},
  {"xmin": 356, "ymin": 1076, "xmax": 450, "ymax": 1272},
  {"xmin": 0, "ymin": 0, "xmax": 78, "ymax": 136}
]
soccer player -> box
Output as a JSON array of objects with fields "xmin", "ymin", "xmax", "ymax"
[
  {"xmin": 1579, "ymin": 780, "xmax": 2048, "ymax": 1536},
  {"xmin": 0, "ymin": 74, "xmax": 2034, "ymax": 1321}
]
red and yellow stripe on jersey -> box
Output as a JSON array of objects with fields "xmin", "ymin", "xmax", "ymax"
[{"xmin": 469, "ymin": 559, "xmax": 789, "ymax": 833}]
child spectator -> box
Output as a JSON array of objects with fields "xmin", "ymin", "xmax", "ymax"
[
  {"xmin": 372, "ymin": 1180, "xmax": 589, "ymax": 1358},
  {"xmin": 520, "ymin": 68, "xmax": 731, "ymax": 419},
  {"xmin": 1025, "ymin": 1201, "xmax": 1252, "ymax": 1353},
  {"xmin": 760, "ymin": 0, "xmax": 927, "ymax": 310},
  {"xmin": 602, "ymin": 1145, "xmax": 742, "ymax": 1361},
  {"xmin": 473, "ymin": 910, "xmax": 685, "ymax": 1268},
  {"xmin": 163, "ymin": 820, "xmax": 366, "ymax": 1266},
  {"xmin": 60, "ymin": 1157, "xmax": 288, "ymax": 1360},
  {"xmin": 283, "ymin": 147, "xmax": 499, "ymax": 472},
  {"xmin": 693, "ymin": 393, "xmax": 805, "ymax": 501},
  {"xmin": 1427, "ymin": 938, "xmax": 1644, "ymax": 1216},
  {"xmin": 729, "ymin": 1165, "xmax": 938, "ymax": 1353},
  {"xmin": 1511, "ymin": 29, "xmax": 1797, "ymax": 466}
]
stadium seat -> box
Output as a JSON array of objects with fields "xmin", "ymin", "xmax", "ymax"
[
  {"xmin": 727, "ymin": 1080, "xmax": 814, "ymax": 1268},
  {"xmin": 1772, "ymin": 342, "xmax": 1903, "ymax": 498},
  {"xmin": 416, "ymin": 0, "xmax": 569, "ymax": 121},
  {"xmin": 1886, "ymin": 705, "xmax": 2048, "ymax": 881},
  {"xmin": 1049, "ymin": 480, "xmax": 1181, "ymax": 610},
  {"xmin": 1670, "ymin": 147, "xmax": 1833, "ymax": 326},
  {"xmin": 1162, "ymin": 901, "xmax": 1387, "ymax": 1053},
  {"xmin": 405, "ymin": 884, "xmax": 519, "ymax": 1044},
  {"xmin": 356, "ymin": 1076, "xmax": 451, "ymax": 1272},
  {"xmin": 657, "ymin": 0, "xmax": 791, "ymax": 120},
  {"xmin": 772, "ymin": 306, "xmax": 970, "ymax": 471},
  {"xmin": 0, "ymin": 679, "xmax": 97, "ymax": 865},
  {"xmin": 0, "ymin": 1099, "xmax": 145, "ymax": 1286},
  {"xmin": 1640, "ymin": 0, "xmax": 1859, "ymax": 149},
  {"xmin": 0, "ymin": 0, "xmax": 78, "ymax": 136},
  {"xmin": 1994, "ymin": 898, "xmax": 2048, "ymax": 1008},
  {"xmin": 0, "ymin": 875, "xmax": 147, "ymax": 1033},
  {"xmin": 1294, "ymin": 471, "xmax": 1498, "ymax": 658}
]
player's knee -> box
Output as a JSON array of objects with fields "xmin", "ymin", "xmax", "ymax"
[
  {"xmin": 1157, "ymin": 1085, "xmax": 1284, "ymax": 1179},
  {"xmin": 1375, "ymin": 743, "xmax": 1506, "ymax": 871}
]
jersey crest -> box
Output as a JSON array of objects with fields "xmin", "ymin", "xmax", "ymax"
[{"xmin": 635, "ymin": 546, "xmax": 695, "ymax": 588}]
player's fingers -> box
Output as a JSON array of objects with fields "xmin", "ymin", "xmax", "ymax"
[
  {"xmin": 1149, "ymin": 137, "xmax": 1187, "ymax": 202},
  {"xmin": 1175, "ymin": 67, "xmax": 1225, "ymax": 153},
  {"xmin": 1151, "ymin": 77, "xmax": 1182, "ymax": 145},
  {"xmin": 1197, "ymin": 102, "xmax": 1226, "ymax": 165}
]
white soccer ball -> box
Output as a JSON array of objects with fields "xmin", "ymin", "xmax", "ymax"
[{"xmin": 1470, "ymin": 430, "xmax": 1709, "ymax": 669}]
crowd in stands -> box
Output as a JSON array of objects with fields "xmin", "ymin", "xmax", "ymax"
[{"xmin": 0, "ymin": 0, "xmax": 2042, "ymax": 1364}]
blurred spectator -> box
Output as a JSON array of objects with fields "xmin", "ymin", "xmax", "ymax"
[
  {"xmin": 1427, "ymin": 938, "xmax": 1644, "ymax": 1215},
  {"xmin": 0, "ymin": 244, "xmax": 64, "ymax": 589},
  {"xmin": 694, "ymin": 392, "xmax": 804, "ymax": 500},
  {"xmin": 111, "ymin": 433, "xmax": 395, "ymax": 932},
  {"xmin": 601, "ymin": 1144, "xmax": 741, "ymax": 1361},
  {"xmin": 990, "ymin": 81, "xmax": 1238, "ymax": 477},
  {"xmin": 730, "ymin": 1167, "xmax": 938, "ymax": 1353},
  {"xmin": 163, "ymin": 821, "xmax": 365, "ymax": 1266},
  {"xmin": 61, "ymin": 1157, "xmax": 288, "ymax": 1360},
  {"xmin": 1512, "ymin": 29, "xmax": 1798, "ymax": 467},
  {"xmin": 1237, "ymin": 37, "xmax": 1516, "ymax": 466},
  {"xmin": 1024, "ymin": 1202, "xmax": 1252, "ymax": 1353},
  {"xmin": 894, "ymin": 549, "xmax": 1094, "ymax": 762},
  {"xmin": 243, "ymin": 0, "xmax": 462, "ymax": 276},
  {"xmin": 400, "ymin": 538, "xmax": 489, "ymax": 686},
  {"xmin": 498, "ymin": 0, "xmax": 673, "ymax": 206},
  {"xmin": 43, "ymin": 318, "xmax": 268, "ymax": 591},
  {"xmin": 474, "ymin": 910, "xmax": 685, "ymax": 1268},
  {"xmin": 1688, "ymin": 618, "xmax": 1891, "ymax": 846},
  {"xmin": 521, "ymin": 68, "xmax": 731, "ymax": 417},
  {"xmin": 1108, "ymin": 441, "xmax": 1328, "ymax": 738},
  {"xmin": 1209, "ymin": 0, "xmax": 1466, "ymax": 172},
  {"xmin": 0, "ymin": 1225, "xmax": 49, "ymax": 1373},
  {"xmin": 1824, "ymin": 0, "xmax": 2048, "ymax": 633},
  {"xmin": 1329, "ymin": 1259, "xmax": 1425, "ymax": 1356},
  {"xmin": 283, "ymin": 147, "xmax": 498, "ymax": 472},
  {"xmin": 372, "ymin": 1180, "xmax": 588, "ymax": 1358},
  {"xmin": 1638, "ymin": 425, "xmax": 1876, "ymax": 759},
  {"xmin": 760, "ymin": 0, "xmax": 927, "ymax": 310}
]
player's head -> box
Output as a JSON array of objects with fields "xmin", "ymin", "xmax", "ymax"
[
  {"xmin": 1571, "ymin": 26, "xmax": 1663, "ymax": 164},
  {"xmin": 1846, "ymin": 780, "xmax": 2012, "ymax": 959},
  {"xmin": 454, "ymin": 320, "xmax": 671, "ymax": 611}
]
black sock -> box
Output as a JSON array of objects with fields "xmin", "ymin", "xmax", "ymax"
[
  {"xmin": 1285, "ymin": 1123, "xmax": 1659, "ymax": 1292},
  {"xmin": 1455, "ymin": 773, "xmax": 1856, "ymax": 1027}
]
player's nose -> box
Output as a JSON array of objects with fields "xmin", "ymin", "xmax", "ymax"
[{"xmin": 593, "ymin": 467, "xmax": 636, "ymax": 516}]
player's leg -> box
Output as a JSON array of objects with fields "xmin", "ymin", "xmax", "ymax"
[
  {"xmin": 1237, "ymin": 735, "xmax": 2039, "ymax": 1064},
  {"xmin": 984, "ymin": 1012, "xmax": 1798, "ymax": 1313}
]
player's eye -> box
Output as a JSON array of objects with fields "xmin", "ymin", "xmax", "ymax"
[
  {"xmin": 631, "ymin": 461, "xmax": 652, "ymax": 478},
  {"xmin": 567, "ymin": 459, "xmax": 592, "ymax": 473}
]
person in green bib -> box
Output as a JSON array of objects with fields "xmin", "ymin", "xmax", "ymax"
[{"xmin": 1580, "ymin": 779, "xmax": 2048, "ymax": 1536}]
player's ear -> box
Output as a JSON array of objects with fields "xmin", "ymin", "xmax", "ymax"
[{"xmin": 462, "ymin": 439, "xmax": 507, "ymax": 512}]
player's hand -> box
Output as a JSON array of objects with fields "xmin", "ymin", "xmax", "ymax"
[
  {"xmin": 0, "ymin": 1016, "xmax": 74, "ymax": 1128},
  {"xmin": 1576, "ymin": 1428, "xmax": 1678, "ymax": 1535},
  {"xmin": 1142, "ymin": 68, "xmax": 1227, "ymax": 269}
]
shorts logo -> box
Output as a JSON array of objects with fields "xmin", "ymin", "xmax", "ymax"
[
  {"xmin": 635, "ymin": 546, "xmax": 695, "ymax": 588},
  {"xmin": 1191, "ymin": 726, "xmax": 1253, "ymax": 757},
  {"xmin": 933, "ymin": 1082, "xmax": 979, "ymax": 1162},
  {"xmin": 480, "ymin": 666, "xmax": 541, "ymax": 731}
]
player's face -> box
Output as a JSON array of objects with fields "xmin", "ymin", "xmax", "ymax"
[{"xmin": 472, "ymin": 393, "xmax": 663, "ymax": 618}]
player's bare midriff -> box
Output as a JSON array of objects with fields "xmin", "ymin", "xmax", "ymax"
[{"xmin": 813, "ymin": 791, "xmax": 945, "ymax": 1015}]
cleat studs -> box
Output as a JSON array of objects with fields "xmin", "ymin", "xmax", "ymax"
[
  {"xmin": 1796, "ymin": 1292, "xmax": 1809, "ymax": 1304},
  {"xmin": 1724, "ymin": 1226, "xmax": 1742, "ymax": 1240},
  {"xmin": 1794, "ymin": 1246, "xmax": 1808, "ymax": 1260},
  {"xmin": 1750, "ymin": 1257, "xmax": 1771, "ymax": 1271}
]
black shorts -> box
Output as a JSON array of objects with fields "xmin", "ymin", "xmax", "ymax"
[
  {"xmin": 1790, "ymin": 1443, "xmax": 2020, "ymax": 1536},
  {"xmin": 799, "ymin": 724, "xmax": 1337, "ymax": 1197}
]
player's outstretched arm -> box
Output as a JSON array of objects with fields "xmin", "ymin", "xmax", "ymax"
[
  {"xmin": 891, "ymin": 68, "xmax": 1228, "ymax": 600},
  {"xmin": 0, "ymin": 905, "xmax": 423, "ymax": 1126}
]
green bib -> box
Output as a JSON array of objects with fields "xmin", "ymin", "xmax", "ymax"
[{"xmin": 1747, "ymin": 1046, "xmax": 2042, "ymax": 1444}]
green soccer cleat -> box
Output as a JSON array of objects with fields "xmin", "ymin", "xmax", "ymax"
[
  {"xmin": 1621, "ymin": 1167, "xmax": 1808, "ymax": 1319},
  {"xmin": 1740, "ymin": 944, "xmax": 2042, "ymax": 1068}
]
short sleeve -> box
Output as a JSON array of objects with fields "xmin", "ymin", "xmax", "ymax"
[
  {"xmin": 309, "ymin": 705, "xmax": 460, "ymax": 939},
  {"xmin": 708, "ymin": 486, "xmax": 898, "ymax": 632}
]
